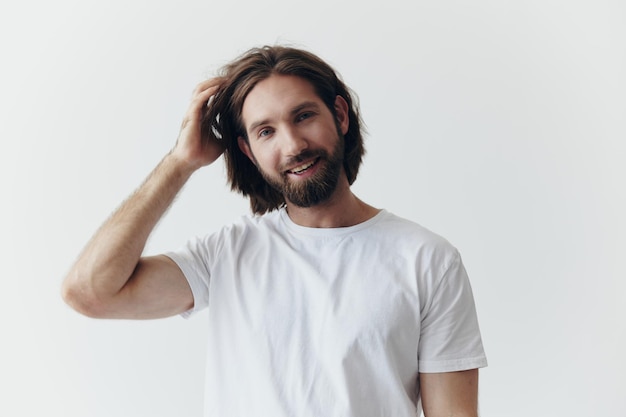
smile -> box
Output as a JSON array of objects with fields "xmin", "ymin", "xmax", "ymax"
[{"xmin": 287, "ymin": 158, "xmax": 319, "ymax": 175}]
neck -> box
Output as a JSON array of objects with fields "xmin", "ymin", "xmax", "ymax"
[{"xmin": 284, "ymin": 176, "xmax": 380, "ymax": 228}]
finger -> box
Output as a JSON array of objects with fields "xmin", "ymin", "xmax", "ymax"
[
  {"xmin": 192, "ymin": 77, "xmax": 225, "ymax": 97},
  {"xmin": 185, "ymin": 82, "xmax": 219, "ymax": 113},
  {"xmin": 181, "ymin": 78, "xmax": 226, "ymax": 130}
]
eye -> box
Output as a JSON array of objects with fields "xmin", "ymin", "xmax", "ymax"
[
  {"xmin": 258, "ymin": 127, "xmax": 273, "ymax": 139},
  {"xmin": 296, "ymin": 111, "xmax": 314, "ymax": 122}
]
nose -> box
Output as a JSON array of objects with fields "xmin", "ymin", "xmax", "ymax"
[{"xmin": 280, "ymin": 125, "xmax": 308, "ymax": 157}]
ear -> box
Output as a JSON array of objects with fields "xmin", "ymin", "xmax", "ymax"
[
  {"xmin": 334, "ymin": 95, "xmax": 350, "ymax": 135},
  {"xmin": 238, "ymin": 136, "xmax": 256, "ymax": 163}
]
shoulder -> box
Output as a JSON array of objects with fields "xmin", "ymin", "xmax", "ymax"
[
  {"xmin": 167, "ymin": 211, "xmax": 283, "ymax": 264},
  {"xmin": 226, "ymin": 209, "xmax": 283, "ymax": 235},
  {"xmin": 201, "ymin": 209, "xmax": 284, "ymax": 246},
  {"xmin": 366, "ymin": 211, "xmax": 465, "ymax": 285},
  {"xmin": 374, "ymin": 211, "xmax": 460, "ymax": 260}
]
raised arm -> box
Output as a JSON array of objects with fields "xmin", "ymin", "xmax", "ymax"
[{"xmin": 62, "ymin": 78, "xmax": 224, "ymax": 319}]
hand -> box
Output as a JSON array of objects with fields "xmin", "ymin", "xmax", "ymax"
[{"xmin": 171, "ymin": 78, "xmax": 225, "ymax": 171}]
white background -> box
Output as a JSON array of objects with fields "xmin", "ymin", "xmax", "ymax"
[{"xmin": 1, "ymin": 1, "xmax": 624, "ymax": 416}]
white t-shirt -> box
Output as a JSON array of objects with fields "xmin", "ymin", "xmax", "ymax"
[{"xmin": 166, "ymin": 209, "xmax": 487, "ymax": 417}]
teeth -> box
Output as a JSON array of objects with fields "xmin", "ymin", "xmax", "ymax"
[{"xmin": 291, "ymin": 160, "xmax": 315, "ymax": 174}]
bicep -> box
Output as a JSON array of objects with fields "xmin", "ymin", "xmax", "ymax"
[
  {"xmin": 420, "ymin": 369, "xmax": 479, "ymax": 417},
  {"xmin": 106, "ymin": 255, "xmax": 194, "ymax": 319}
]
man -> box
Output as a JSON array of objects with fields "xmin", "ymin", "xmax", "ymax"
[{"xmin": 62, "ymin": 46, "xmax": 487, "ymax": 416}]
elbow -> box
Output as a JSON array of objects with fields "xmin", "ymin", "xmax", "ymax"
[{"xmin": 61, "ymin": 273, "xmax": 110, "ymax": 318}]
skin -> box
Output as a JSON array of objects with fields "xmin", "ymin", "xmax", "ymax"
[
  {"xmin": 61, "ymin": 74, "xmax": 480, "ymax": 415},
  {"xmin": 421, "ymin": 370, "xmax": 480, "ymax": 417},
  {"xmin": 61, "ymin": 78, "xmax": 223, "ymax": 319}
]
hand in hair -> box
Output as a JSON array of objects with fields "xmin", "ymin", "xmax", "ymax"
[{"xmin": 171, "ymin": 77, "xmax": 225, "ymax": 171}]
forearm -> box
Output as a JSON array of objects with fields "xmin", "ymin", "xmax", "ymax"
[{"xmin": 62, "ymin": 152, "xmax": 195, "ymax": 314}]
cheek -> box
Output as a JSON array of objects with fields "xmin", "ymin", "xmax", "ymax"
[
  {"xmin": 304, "ymin": 123, "xmax": 335, "ymax": 144},
  {"xmin": 250, "ymin": 144, "xmax": 280, "ymax": 170}
]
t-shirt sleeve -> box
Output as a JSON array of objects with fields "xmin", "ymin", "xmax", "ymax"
[
  {"xmin": 164, "ymin": 235, "xmax": 214, "ymax": 319},
  {"xmin": 417, "ymin": 251, "xmax": 488, "ymax": 373}
]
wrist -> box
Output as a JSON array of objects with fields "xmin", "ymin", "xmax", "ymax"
[{"xmin": 163, "ymin": 151, "xmax": 201, "ymax": 179}]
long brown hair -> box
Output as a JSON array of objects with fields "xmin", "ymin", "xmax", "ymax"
[{"xmin": 201, "ymin": 45, "xmax": 365, "ymax": 214}]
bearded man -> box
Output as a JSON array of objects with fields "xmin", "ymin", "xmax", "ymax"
[{"xmin": 62, "ymin": 45, "xmax": 487, "ymax": 417}]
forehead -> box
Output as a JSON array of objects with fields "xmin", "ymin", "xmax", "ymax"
[{"xmin": 241, "ymin": 75, "xmax": 323, "ymax": 129}]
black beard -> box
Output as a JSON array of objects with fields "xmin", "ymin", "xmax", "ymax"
[{"xmin": 259, "ymin": 137, "xmax": 344, "ymax": 208}]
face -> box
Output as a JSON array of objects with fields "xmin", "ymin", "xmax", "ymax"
[{"xmin": 238, "ymin": 75, "xmax": 349, "ymax": 208}]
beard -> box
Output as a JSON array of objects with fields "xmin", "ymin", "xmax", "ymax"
[{"xmin": 257, "ymin": 133, "xmax": 344, "ymax": 208}]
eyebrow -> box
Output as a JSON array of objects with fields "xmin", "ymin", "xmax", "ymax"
[{"xmin": 247, "ymin": 101, "xmax": 321, "ymax": 134}]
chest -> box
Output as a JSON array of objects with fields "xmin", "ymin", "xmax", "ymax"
[{"xmin": 208, "ymin": 235, "xmax": 422, "ymax": 355}]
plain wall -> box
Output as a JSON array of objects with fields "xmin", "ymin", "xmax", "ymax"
[{"xmin": 1, "ymin": 1, "xmax": 624, "ymax": 416}]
